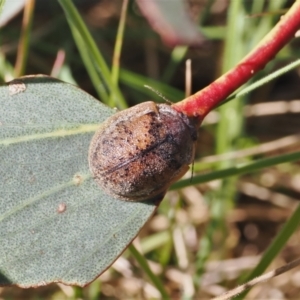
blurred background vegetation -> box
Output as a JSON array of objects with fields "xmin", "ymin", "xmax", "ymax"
[{"xmin": 1, "ymin": 0, "xmax": 300, "ymax": 299}]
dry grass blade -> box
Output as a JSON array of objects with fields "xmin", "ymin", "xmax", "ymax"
[
  {"xmin": 212, "ymin": 257, "xmax": 300, "ymax": 300},
  {"xmin": 199, "ymin": 133, "xmax": 300, "ymax": 163},
  {"xmin": 203, "ymin": 100, "xmax": 300, "ymax": 125}
]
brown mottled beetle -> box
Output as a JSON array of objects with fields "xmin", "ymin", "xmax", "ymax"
[{"xmin": 88, "ymin": 101, "xmax": 197, "ymax": 201}]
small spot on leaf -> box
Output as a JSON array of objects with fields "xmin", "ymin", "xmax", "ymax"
[
  {"xmin": 73, "ymin": 173, "xmax": 83, "ymax": 186},
  {"xmin": 8, "ymin": 80, "xmax": 26, "ymax": 95},
  {"xmin": 57, "ymin": 203, "xmax": 67, "ymax": 213}
]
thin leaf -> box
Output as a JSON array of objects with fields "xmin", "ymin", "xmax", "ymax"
[
  {"xmin": 15, "ymin": 0, "xmax": 35, "ymax": 77},
  {"xmin": 171, "ymin": 151, "xmax": 300, "ymax": 190},
  {"xmin": 58, "ymin": 0, "xmax": 127, "ymax": 109},
  {"xmin": 129, "ymin": 244, "xmax": 169, "ymax": 299},
  {"xmin": 111, "ymin": 0, "xmax": 129, "ymax": 87}
]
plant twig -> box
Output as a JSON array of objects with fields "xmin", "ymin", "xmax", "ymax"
[
  {"xmin": 212, "ymin": 257, "xmax": 300, "ymax": 300},
  {"xmin": 173, "ymin": 0, "xmax": 300, "ymax": 124},
  {"xmin": 185, "ymin": 59, "xmax": 192, "ymax": 97},
  {"xmin": 15, "ymin": 0, "xmax": 35, "ymax": 77},
  {"xmin": 50, "ymin": 49, "xmax": 66, "ymax": 77}
]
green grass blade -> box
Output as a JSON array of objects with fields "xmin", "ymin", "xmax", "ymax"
[
  {"xmin": 128, "ymin": 244, "xmax": 170, "ymax": 299},
  {"xmin": 161, "ymin": 46, "xmax": 188, "ymax": 83},
  {"xmin": 222, "ymin": 58, "xmax": 300, "ymax": 105},
  {"xmin": 236, "ymin": 203, "xmax": 300, "ymax": 299},
  {"xmin": 71, "ymin": 26, "xmax": 110, "ymax": 104},
  {"xmin": 0, "ymin": 0, "xmax": 6, "ymax": 16},
  {"xmin": 120, "ymin": 68, "xmax": 184, "ymax": 102},
  {"xmin": 111, "ymin": 0, "xmax": 128, "ymax": 87},
  {"xmin": 171, "ymin": 151, "xmax": 300, "ymax": 190},
  {"xmin": 58, "ymin": 0, "xmax": 127, "ymax": 108}
]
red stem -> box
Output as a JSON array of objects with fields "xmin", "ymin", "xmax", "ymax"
[{"xmin": 172, "ymin": 0, "xmax": 300, "ymax": 126}]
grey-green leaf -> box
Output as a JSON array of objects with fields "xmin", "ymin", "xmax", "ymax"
[
  {"xmin": 136, "ymin": 0, "xmax": 205, "ymax": 46},
  {"xmin": 0, "ymin": 0, "xmax": 25, "ymax": 28},
  {"xmin": 0, "ymin": 75, "xmax": 159, "ymax": 287}
]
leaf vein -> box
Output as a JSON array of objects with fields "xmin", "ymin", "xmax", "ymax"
[{"xmin": 0, "ymin": 124, "xmax": 99, "ymax": 146}]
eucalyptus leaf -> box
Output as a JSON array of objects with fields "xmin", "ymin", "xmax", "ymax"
[
  {"xmin": 0, "ymin": 75, "xmax": 159, "ymax": 287},
  {"xmin": 0, "ymin": 0, "xmax": 25, "ymax": 28},
  {"xmin": 136, "ymin": 0, "xmax": 205, "ymax": 46}
]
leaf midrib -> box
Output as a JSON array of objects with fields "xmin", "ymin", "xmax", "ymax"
[
  {"xmin": 0, "ymin": 124, "xmax": 99, "ymax": 146},
  {"xmin": 0, "ymin": 172, "xmax": 91, "ymax": 223}
]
